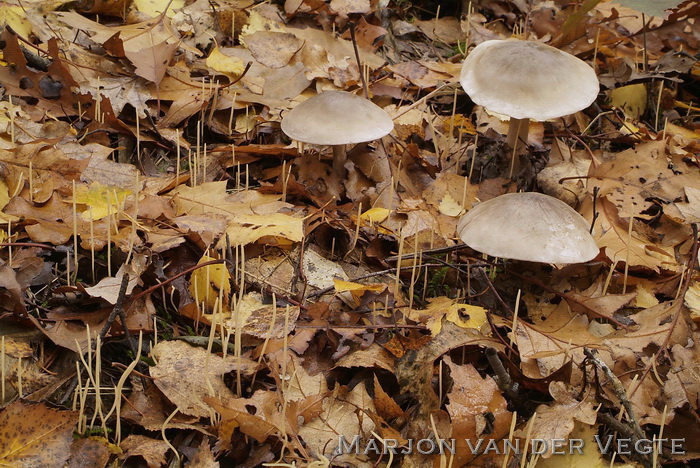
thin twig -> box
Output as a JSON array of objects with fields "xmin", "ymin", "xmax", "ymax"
[
  {"xmin": 584, "ymin": 348, "xmax": 644, "ymax": 439},
  {"xmin": 590, "ymin": 186, "xmax": 600, "ymax": 234},
  {"xmin": 385, "ymin": 244, "xmax": 467, "ymax": 263},
  {"xmin": 349, "ymin": 23, "xmax": 369, "ymax": 99},
  {"xmin": 306, "ymin": 264, "xmax": 445, "ymax": 298},
  {"xmin": 0, "ymin": 242, "xmax": 56, "ymax": 250},
  {"xmin": 96, "ymin": 274, "xmax": 131, "ymax": 350},
  {"xmin": 128, "ymin": 259, "xmax": 225, "ymax": 303},
  {"xmin": 485, "ymin": 347, "xmax": 518, "ymax": 398}
]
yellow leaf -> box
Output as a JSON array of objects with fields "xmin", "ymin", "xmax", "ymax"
[
  {"xmin": 444, "ymin": 303, "xmax": 487, "ymax": 328},
  {"xmin": 412, "ymin": 297, "xmax": 488, "ymax": 335},
  {"xmin": 438, "ymin": 192, "xmax": 464, "ymax": 217},
  {"xmin": 0, "ymin": 5, "xmax": 31, "ymax": 38},
  {"xmin": 206, "ymin": 47, "xmax": 246, "ymax": 76},
  {"xmin": 684, "ymin": 281, "xmax": 700, "ymax": 322},
  {"xmin": 536, "ymin": 423, "xmax": 636, "ymax": 468},
  {"xmin": 72, "ymin": 183, "xmax": 131, "ymax": 221},
  {"xmin": 240, "ymin": 10, "xmax": 285, "ymax": 40},
  {"xmin": 675, "ymin": 100, "xmax": 700, "ymax": 112},
  {"xmin": 334, "ymin": 279, "xmax": 386, "ymax": 306},
  {"xmin": 351, "ymin": 206, "xmax": 394, "ymax": 234},
  {"xmin": 634, "ymin": 283, "xmax": 659, "ymax": 308},
  {"xmin": 446, "ymin": 114, "xmax": 476, "ymax": 135},
  {"xmin": 133, "ymin": 0, "xmax": 184, "ymax": 18},
  {"xmin": 172, "ymin": 182, "xmax": 303, "ymax": 247},
  {"xmin": 360, "ymin": 207, "xmax": 389, "ymax": 224},
  {"xmin": 204, "ymin": 292, "xmax": 264, "ymax": 329},
  {"xmin": 426, "ymin": 298, "xmax": 488, "ymax": 336},
  {"xmin": 665, "ymin": 122, "xmax": 700, "ymax": 141},
  {"xmin": 235, "ymin": 110, "xmax": 258, "ymax": 134},
  {"xmin": 189, "ymin": 255, "xmax": 231, "ymax": 312},
  {"xmin": 0, "ymin": 179, "xmax": 11, "ymax": 211},
  {"xmin": 223, "ymin": 213, "xmax": 304, "ymax": 248},
  {"xmin": 609, "ymin": 83, "xmax": 647, "ymax": 120}
]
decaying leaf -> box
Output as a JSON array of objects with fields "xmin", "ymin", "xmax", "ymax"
[
  {"xmin": 1, "ymin": 1, "xmax": 698, "ymax": 467},
  {"xmin": 444, "ymin": 356, "xmax": 512, "ymax": 467},
  {"xmin": 0, "ymin": 401, "xmax": 78, "ymax": 467},
  {"xmin": 150, "ymin": 340, "xmax": 258, "ymax": 418},
  {"xmin": 120, "ymin": 435, "xmax": 171, "ymax": 468}
]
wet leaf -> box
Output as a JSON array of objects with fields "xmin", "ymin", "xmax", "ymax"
[
  {"xmin": 0, "ymin": 401, "xmax": 78, "ymax": 467},
  {"xmin": 150, "ymin": 340, "xmax": 258, "ymax": 418},
  {"xmin": 189, "ymin": 255, "xmax": 231, "ymax": 311}
]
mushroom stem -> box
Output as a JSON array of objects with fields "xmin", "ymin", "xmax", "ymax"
[
  {"xmin": 506, "ymin": 118, "xmax": 529, "ymax": 150},
  {"xmin": 332, "ymin": 144, "xmax": 347, "ymax": 178}
]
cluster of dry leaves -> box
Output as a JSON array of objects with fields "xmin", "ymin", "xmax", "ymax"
[{"xmin": 0, "ymin": 0, "xmax": 698, "ymax": 466}]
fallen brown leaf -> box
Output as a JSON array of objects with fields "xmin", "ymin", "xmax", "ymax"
[
  {"xmin": 0, "ymin": 401, "xmax": 78, "ymax": 467},
  {"xmin": 150, "ymin": 340, "xmax": 259, "ymax": 418}
]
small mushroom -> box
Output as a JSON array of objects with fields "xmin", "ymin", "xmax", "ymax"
[
  {"xmin": 457, "ymin": 192, "xmax": 598, "ymax": 264},
  {"xmin": 281, "ymin": 90, "xmax": 394, "ymax": 177},
  {"xmin": 460, "ymin": 39, "xmax": 599, "ymax": 150}
]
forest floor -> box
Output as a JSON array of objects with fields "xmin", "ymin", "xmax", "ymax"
[{"xmin": 0, "ymin": 0, "xmax": 699, "ymax": 467}]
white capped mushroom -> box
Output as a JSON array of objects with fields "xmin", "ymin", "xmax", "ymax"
[
  {"xmin": 457, "ymin": 192, "xmax": 599, "ymax": 264},
  {"xmin": 281, "ymin": 90, "xmax": 394, "ymax": 176},
  {"xmin": 460, "ymin": 39, "xmax": 599, "ymax": 149}
]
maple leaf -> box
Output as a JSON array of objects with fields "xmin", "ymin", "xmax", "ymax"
[
  {"xmin": 243, "ymin": 31, "xmax": 304, "ymax": 69},
  {"xmin": 206, "ymin": 351, "xmax": 328, "ymax": 446},
  {"xmin": 397, "ymin": 321, "xmax": 503, "ymax": 415},
  {"xmin": 128, "ymin": 38, "xmax": 180, "ymax": 85},
  {"xmin": 120, "ymin": 383, "xmax": 199, "ymax": 431},
  {"xmin": 538, "ymin": 138, "xmax": 592, "ymax": 205},
  {"xmin": 675, "ymin": 186, "xmax": 700, "ymax": 224},
  {"xmin": 664, "ymin": 343, "xmax": 700, "ymax": 413},
  {"xmin": 83, "ymin": 256, "xmax": 148, "ymax": 304}
]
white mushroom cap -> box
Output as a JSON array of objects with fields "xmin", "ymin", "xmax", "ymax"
[
  {"xmin": 457, "ymin": 192, "xmax": 599, "ymax": 263},
  {"xmin": 460, "ymin": 39, "xmax": 599, "ymax": 121},
  {"xmin": 281, "ymin": 90, "xmax": 394, "ymax": 145}
]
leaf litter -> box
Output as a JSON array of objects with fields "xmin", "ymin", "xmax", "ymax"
[{"xmin": 0, "ymin": 0, "xmax": 698, "ymax": 467}]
